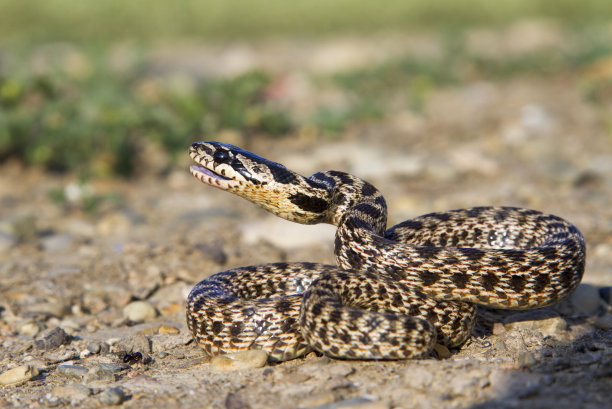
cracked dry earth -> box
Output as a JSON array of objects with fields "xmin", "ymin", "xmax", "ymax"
[{"xmin": 2, "ymin": 49, "xmax": 612, "ymax": 409}]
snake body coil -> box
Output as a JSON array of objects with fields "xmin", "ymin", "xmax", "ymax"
[{"xmin": 186, "ymin": 141, "xmax": 585, "ymax": 361}]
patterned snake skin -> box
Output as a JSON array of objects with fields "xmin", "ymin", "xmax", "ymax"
[{"xmin": 186, "ymin": 141, "xmax": 586, "ymax": 361}]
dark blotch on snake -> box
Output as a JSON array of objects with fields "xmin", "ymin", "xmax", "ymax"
[
  {"xmin": 289, "ymin": 192, "xmax": 329, "ymax": 213},
  {"xmin": 509, "ymin": 275, "xmax": 527, "ymax": 293}
]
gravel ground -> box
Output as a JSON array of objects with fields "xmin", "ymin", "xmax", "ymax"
[{"xmin": 1, "ymin": 31, "xmax": 612, "ymax": 408}]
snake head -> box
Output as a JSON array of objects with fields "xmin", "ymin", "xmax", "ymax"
[
  {"xmin": 189, "ymin": 141, "xmax": 276, "ymax": 187},
  {"xmin": 189, "ymin": 141, "xmax": 331, "ymax": 223}
]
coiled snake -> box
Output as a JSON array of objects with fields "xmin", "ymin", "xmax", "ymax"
[{"xmin": 186, "ymin": 141, "xmax": 585, "ymax": 362}]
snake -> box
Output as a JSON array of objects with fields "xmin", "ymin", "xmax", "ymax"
[{"xmin": 186, "ymin": 141, "xmax": 586, "ymax": 362}]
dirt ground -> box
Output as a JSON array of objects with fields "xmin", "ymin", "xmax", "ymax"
[{"xmin": 1, "ymin": 31, "xmax": 612, "ymax": 408}]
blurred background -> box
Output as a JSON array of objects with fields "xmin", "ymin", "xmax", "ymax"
[{"xmin": 1, "ymin": 0, "xmax": 611, "ymax": 178}]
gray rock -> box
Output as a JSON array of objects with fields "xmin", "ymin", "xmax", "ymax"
[
  {"xmin": 117, "ymin": 333, "xmax": 151, "ymax": 354},
  {"xmin": 599, "ymin": 286, "xmax": 611, "ymax": 304},
  {"xmin": 594, "ymin": 314, "xmax": 612, "ymax": 330},
  {"xmin": 0, "ymin": 365, "xmax": 39, "ymax": 385},
  {"xmin": 571, "ymin": 283, "xmax": 602, "ymax": 315},
  {"xmin": 87, "ymin": 341, "xmax": 101, "ymax": 354},
  {"xmin": 86, "ymin": 363, "xmax": 127, "ymax": 382},
  {"xmin": 35, "ymin": 327, "xmax": 71, "ymax": 350},
  {"xmin": 123, "ymin": 301, "xmax": 157, "ymax": 323},
  {"xmin": 56, "ymin": 364, "xmax": 89, "ymax": 380},
  {"xmin": 99, "ymin": 387, "xmax": 128, "ymax": 405}
]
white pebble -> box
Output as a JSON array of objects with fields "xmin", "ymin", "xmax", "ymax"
[
  {"xmin": 209, "ymin": 350, "xmax": 269, "ymax": 371},
  {"xmin": 123, "ymin": 301, "xmax": 157, "ymax": 322}
]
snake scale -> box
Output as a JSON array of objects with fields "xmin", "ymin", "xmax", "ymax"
[{"xmin": 186, "ymin": 141, "xmax": 586, "ymax": 362}]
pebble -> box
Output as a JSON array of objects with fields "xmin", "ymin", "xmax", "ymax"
[
  {"xmin": 17, "ymin": 320, "xmax": 41, "ymax": 337},
  {"xmin": 51, "ymin": 384, "xmax": 91, "ymax": 402},
  {"xmin": 117, "ymin": 333, "xmax": 152, "ymax": 354},
  {"xmin": 56, "ymin": 364, "xmax": 89, "ymax": 380},
  {"xmin": 35, "ymin": 327, "xmax": 71, "ymax": 350},
  {"xmin": 518, "ymin": 350, "xmax": 538, "ymax": 367},
  {"xmin": 99, "ymin": 387, "xmax": 128, "ymax": 405},
  {"xmin": 0, "ymin": 365, "xmax": 39, "ymax": 385},
  {"xmin": 504, "ymin": 311, "xmax": 567, "ymax": 337},
  {"xmin": 571, "ymin": 283, "xmax": 602, "ymax": 315},
  {"xmin": 599, "ymin": 286, "xmax": 611, "ymax": 304},
  {"xmin": 86, "ymin": 363, "xmax": 126, "ymax": 382},
  {"xmin": 209, "ymin": 350, "xmax": 269, "ymax": 371},
  {"xmin": 87, "ymin": 341, "xmax": 102, "ymax": 354},
  {"xmin": 123, "ymin": 301, "xmax": 157, "ymax": 322},
  {"xmin": 158, "ymin": 325, "xmax": 180, "ymax": 334},
  {"xmin": 594, "ymin": 315, "xmax": 612, "ymax": 330}
]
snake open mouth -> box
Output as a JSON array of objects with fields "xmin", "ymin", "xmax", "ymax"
[{"xmin": 190, "ymin": 165, "xmax": 231, "ymax": 181}]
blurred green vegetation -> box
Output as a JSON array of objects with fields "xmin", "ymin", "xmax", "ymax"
[{"xmin": 0, "ymin": 1, "xmax": 611, "ymax": 176}]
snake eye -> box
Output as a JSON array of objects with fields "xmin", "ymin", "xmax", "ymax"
[{"xmin": 213, "ymin": 149, "xmax": 230, "ymax": 163}]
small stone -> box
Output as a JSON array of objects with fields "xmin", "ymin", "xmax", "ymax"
[
  {"xmin": 56, "ymin": 364, "xmax": 89, "ymax": 380},
  {"xmin": 123, "ymin": 301, "xmax": 157, "ymax": 322},
  {"xmin": 571, "ymin": 283, "xmax": 602, "ymax": 315},
  {"xmin": 44, "ymin": 348, "xmax": 80, "ymax": 363},
  {"xmin": 594, "ymin": 315, "xmax": 612, "ymax": 330},
  {"xmin": 518, "ymin": 350, "xmax": 538, "ymax": 367},
  {"xmin": 87, "ymin": 341, "xmax": 102, "ymax": 354},
  {"xmin": 210, "ymin": 350, "xmax": 269, "ymax": 371},
  {"xmin": 0, "ymin": 365, "xmax": 39, "ymax": 385},
  {"xmin": 86, "ymin": 363, "xmax": 127, "ymax": 382},
  {"xmin": 599, "ymin": 286, "xmax": 611, "ymax": 304},
  {"xmin": 35, "ymin": 327, "xmax": 71, "ymax": 350},
  {"xmin": 99, "ymin": 387, "xmax": 128, "ymax": 405},
  {"xmin": 504, "ymin": 311, "xmax": 567, "ymax": 337},
  {"xmin": 51, "ymin": 384, "xmax": 91, "ymax": 402},
  {"xmin": 158, "ymin": 325, "xmax": 180, "ymax": 335},
  {"xmin": 117, "ymin": 333, "xmax": 151, "ymax": 354},
  {"xmin": 17, "ymin": 320, "xmax": 41, "ymax": 337}
]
